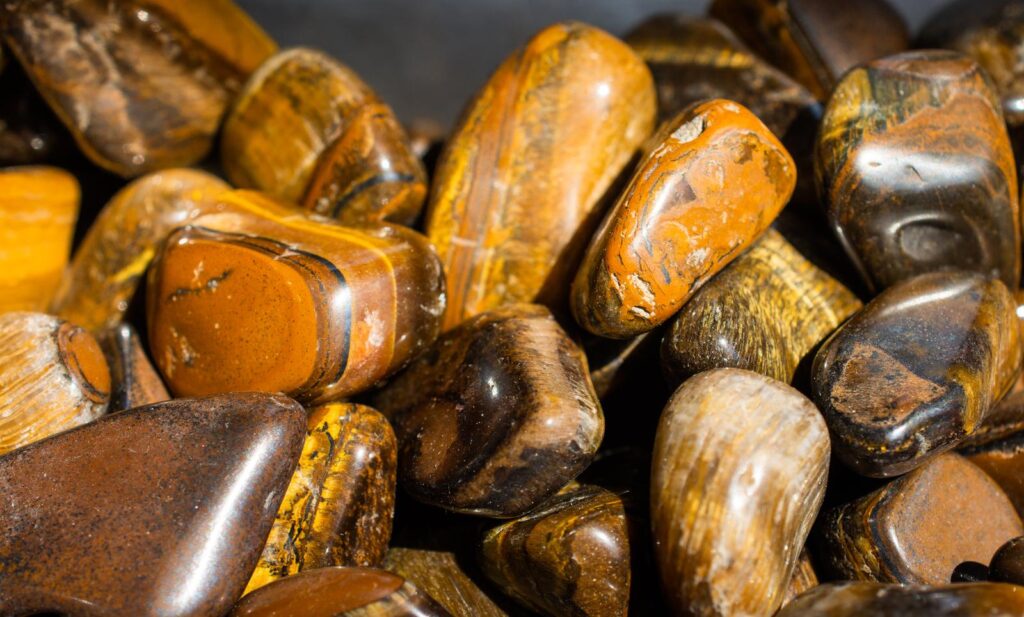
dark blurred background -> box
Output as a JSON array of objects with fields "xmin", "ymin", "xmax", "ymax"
[{"xmin": 236, "ymin": 0, "xmax": 950, "ymax": 128}]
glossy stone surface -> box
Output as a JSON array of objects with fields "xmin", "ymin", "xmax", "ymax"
[
  {"xmin": 426, "ymin": 22, "xmax": 655, "ymax": 330},
  {"xmin": 963, "ymin": 426, "xmax": 1024, "ymax": 517},
  {"xmin": 0, "ymin": 0, "xmax": 275, "ymax": 176},
  {"xmin": 778, "ymin": 583, "xmax": 1024, "ymax": 617},
  {"xmin": 0, "ymin": 312, "xmax": 109, "ymax": 455},
  {"xmin": 571, "ymin": 98, "xmax": 795, "ymax": 338},
  {"xmin": 480, "ymin": 484, "xmax": 630, "ymax": 617},
  {"xmin": 662, "ymin": 229, "xmax": 861, "ymax": 386},
  {"xmin": 96, "ymin": 323, "xmax": 169, "ymax": 413},
  {"xmin": 816, "ymin": 51, "xmax": 1020, "ymax": 293},
  {"xmin": 147, "ymin": 190, "xmax": 445, "ymax": 404},
  {"xmin": 246, "ymin": 403, "xmax": 397, "ymax": 593},
  {"xmin": 816, "ymin": 454, "xmax": 1024, "ymax": 584},
  {"xmin": 52, "ymin": 169, "xmax": 230, "ymax": 331},
  {"xmin": 709, "ymin": 0, "xmax": 909, "ymax": 99},
  {"xmin": 383, "ymin": 549, "xmax": 507, "ymax": 617},
  {"xmin": 0, "ymin": 393, "xmax": 305, "ymax": 617},
  {"xmin": 812, "ymin": 272, "xmax": 1021, "ymax": 477},
  {"xmin": 991, "ymin": 537, "xmax": 1024, "ymax": 585},
  {"xmin": 230, "ymin": 567, "xmax": 450, "ymax": 617},
  {"xmin": 0, "ymin": 166, "xmax": 78, "ymax": 312},
  {"xmin": 222, "ymin": 48, "xmax": 426, "ymax": 226},
  {"xmin": 651, "ymin": 368, "xmax": 829, "ymax": 617},
  {"xmin": 374, "ymin": 304, "xmax": 603, "ymax": 517}
]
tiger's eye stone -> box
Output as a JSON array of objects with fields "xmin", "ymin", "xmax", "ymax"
[
  {"xmin": 146, "ymin": 190, "xmax": 445, "ymax": 404},
  {"xmin": 777, "ymin": 583, "xmax": 1024, "ymax": 617},
  {"xmin": 651, "ymin": 368, "xmax": 829, "ymax": 617},
  {"xmin": 816, "ymin": 51, "xmax": 1021, "ymax": 293},
  {"xmin": 662, "ymin": 229, "xmax": 862, "ymax": 386},
  {"xmin": 571, "ymin": 99, "xmax": 795, "ymax": 338},
  {"xmin": 782, "ymin": 550, "xmax": 820, "ymax": 607},
  {"xmin": 230, "ymin": 567, "xmax": 450, "ymax": 617},
  {"xmin": 0, "ymin": 166, "xmax": 78, "ymax": 312},
  {"xmin": 963, "ymin": 427, "xmax": 1024, "ymax": 517},
  {"xmin": 222, "ymin": 48, "xmax": 426, "ymax": 227},
  {"xmin": 0, "ymin": 312, "xmax": 109, "ymax": 455},
  {"xmin": 815, "ymin": 454, "xmax": 1024, "ymax": 584},
  {"xmin": 246, "ymin": 403, "xmax": 397, "ymax": 593},
  {"xmin": 479, "ymin": 484, "xmax": 630, "ymax": 617},
  {"xmin": 96, "ymin": 323, "xmax": 169, "ymax": 413},
  {"xmin": 52, "ymin": 168, "xmax": 230, "ymax": 331},
  {"xmin": 374, "ymin": 304, "xmax": 603, "ymax": 517},
  {"xmin": 0, "ymin": 393, "xmax": 305, "ymax": 617},
  {"xmin": 812, "ymin": 272, "xmax": 1022, "ymax": 477},
  {"xmin": 0, "ymin": 0, "xmax": 275, "ymax": 177},
  {"xmin": 383, "ymin": 549, "xmax": 507, "ymax": 617},
  {"xmin": 991, "ymin": 536, "xmax": 1024, "ymax": 585},
  {"xmin": 709, "ymin": 0, "xmax": 909, "ymax": 100},
  {"xmin": 426, "ymin": 22, "xmax": 656, "ymax": 330}
]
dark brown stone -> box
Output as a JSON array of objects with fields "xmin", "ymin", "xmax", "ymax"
[
  {"xmin": 96, "ymin": 323, "xmax": 170, "ymax": 413},
  {"xmin": 991, "ymin": 536, "xmax": 1024, "ymax": 585},
  {"xmin": 778, "ymin": 582, "xmax": 1024, "ymax": 616}
]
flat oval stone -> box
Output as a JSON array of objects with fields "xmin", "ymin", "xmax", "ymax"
[
  {"xmin": 0, "ymin": 392, "xmax": 305, "ymax": 617},
  {"xmin": 812, "ymin": 271, "xmax": 1022, "ymax": 477},
  {"xmin": 373, "ymin": 304, "xmax": 603, "ymax": 517},
  {"xmin": 651, "ymin": 368, "xmax": 829, "ymax": 617},
  {"xmin": 222, "ymin": 48, "xmax": 426, "ymax": 227},
  {"xmin": 709, "ymin": 0, "xmax": 909, "ymax": 99},
  {"xmin": 816, "ymin": 50, "xmax": 1020, "ymax": 293},
  {"xmin": 571, "ymin": 98, "xmax": 795, "ymax": 338},
  {"xmin": 383, "ymin": 549, "xmax": 507, "ymax": 617},
  {"xmin": 815, "ymin": 453, "xmax": 1024, "ymax": 584},
  {"xmin": 0, "ymin": 0, "xmax": 275, "ymax": 176},
  {"xmin": 479, "ymin": 484, "xmax": 630, "ymax": 617},
  {"xmin": 662, "ymin": 229, "xmax": 862, "ymax": 386},
  {"xmin": 52, "ymin": 168, "xmax": 230, "ymax": 331},
  {"xmin": 0, "ymin": 166, "xmax": 78, "ymax": 312},
  {"xmin": 0, "ymin": 312, "xmax": 109, "ymax": 455},
  {"xmin": 96, "ymin": 323, "xmax": 169, "ymax": 413},
  {"xmin": 778, "ymin": 582, "xmax": 1024, "ymax": 617},
  {"xmin": 991, "ymin": 536, "xmax": 1024, "ymax": 585},
  {"xmin": 146, "ymin": 190, "xmax": 445, "ymax": 403},
  {"xmin": 230, "ymin": 567, "xmax": 450, "ymax": 617},
  {"xmin": 426, "ymin": 22, "xmax": 655, "ymax": 330},
  {"xmin": 246, "ymin": 402, "xmax": 397, "ymax": 593}
]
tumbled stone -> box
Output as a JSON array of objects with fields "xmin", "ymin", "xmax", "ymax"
[
  {"xmin": 651, "ymin": 368, "xmax": 829, "ymax": 617},
  {"xmin": 991, "ymin": 536, "xmax": 1024, "ymax": 585},
  {"xmin": 816, "ymin": 50, "xmax": 1020, "ymax": 293},
  {"xmin": 480, "ymin": 484, "xmax": 630, "ymax": 617},
  {"xmin": 571, "ymin": 98, "xmax": 795, "ymax": 338},
  {"xmin": 815, "ymin": 454, "xmax": 1024, "ymax": 584},
  {"xmin": 246, "ymin": 403, "xmax": 397, "ymax": 593},
  {"xmin": 146, "ymin": 189, "xmax": 445, "ymax": 403},
  {"xmin": 963, "ymin": 426, "xmax": 1024, "ymax": 517},
  {"xmin": 374, "ymin": 304, "xmax": 603, "ymax": 517},
  {"xmin": 662, "ymin": 229, "xmax": 861, "ymax": 386},
  {"xmin": 778, "ymin": 582, "xmax": 1024, "ymax": 617},
  {"xmin": 426, "ymin": 22, "xmax": 655, "ymax": 330},
  {"xmin": 812, "ymin": 272, "xmax": 1021, "ymax": 477},
  {"xmin": 96, "ymin": 323, "xmax": 169, "ymax": 413},
  {"xmin": 0, "ymin": 393, "xmax": 305, "ymax": 617},
  {"xmin": 383, "ymin": 549, "xmax": 507, "ymax": 617}
]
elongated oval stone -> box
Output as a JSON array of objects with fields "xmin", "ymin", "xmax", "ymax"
[
  {"xmin": 146, "ymin": 190, "xmax": 445, "ymax": 404},
  {"xmin": 479, "ymin": 484, "xmax": 630, "ymax": 617},
  {"xmin": 246, "ymin": 403, "xmax": 397, "ymax": 594},
  {"xmin": 96, "ymin": 323, "xmax": 169, "ymax": 413},
  {"xmin": 709, "ymin": 0, "xmax": 909, "ymax": 99},
  {"xmin": 812, "ymin": 272, "xmax": 1022, "ymax": 477},
  {"xmin": 0, "ymin": 0, "xmax": 276, "ymax": 176},
  {"xmin": 778, "ymin": 583, "xmax": 1024, "ymax": 617},
  {"xmin": 426, "ymin": 22, "xmax": 655, "ymax": 330},
  {"xmin": 230, "ymin": 567, "xmax": 450, "ymax": 617},
  {"xmin": 662, "ymin": 229, "xmax": 862, "ymax": 386},
  {"xmin": 0, "ymin": 166, "xmax": 78, "ymax": 312},
  {"xmin": 374, "ymin": 304, "xmax": 603, "ymax": 517},
  {"xmin": 572, "ymin": 99, "xmax": 795, "ymax": 338},
  {"xmin": 222, "ymin": 48, "xmax": 426, "ymax": 226},
  {"xmin": 0, "ymin": 393, "xmax": 305, "ymax": 617},
  {"xmin": 52, "ymin": 169, "xmax": 230, "ymax": 331},
  {"xmin": 651, "ymin": 368, "xmax": 829, "ymax": 617},
  {"xmin": 816, "ymin": 51, "xmax": 1021, "ymax": 293},
  {"xmin": 815, "ymin": 454, "xmax": 1024, "ymax": 584},
  {"xmin": 383, "ymin": 549, "xmax": 507, "ymax": 617},
  {"xmin": 0, "ymin": 312, "xmax": 109, "ymax": 455}
]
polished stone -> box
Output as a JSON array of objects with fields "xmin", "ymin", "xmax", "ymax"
[{"xmin": 778, "ymin": 582, "xmax": 1024, "ymax": 616}]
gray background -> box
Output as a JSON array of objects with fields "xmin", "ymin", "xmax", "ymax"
[{"xmin": 236, "ymin": 0, "xmax": 951, "ymax": 128}]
